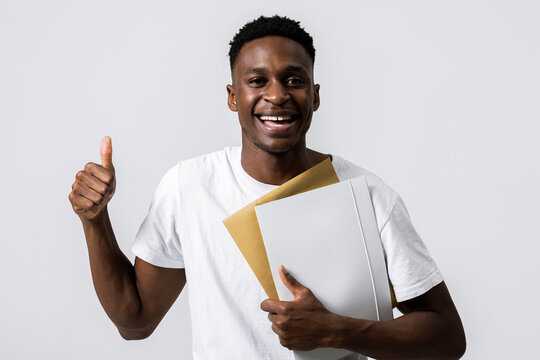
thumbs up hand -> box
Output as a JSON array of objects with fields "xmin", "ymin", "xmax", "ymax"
[
  {"xmin": 260, "ymin": 265, "xmax": 337, "ymax": 351},
  {"xmin": 69, "ymin": 136, "xmax": 116, "ymax": 221}
]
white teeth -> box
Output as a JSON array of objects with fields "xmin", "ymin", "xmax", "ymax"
[{"xmin": 259, "ymin": 115, "xmax": 292, "ymax": 121}]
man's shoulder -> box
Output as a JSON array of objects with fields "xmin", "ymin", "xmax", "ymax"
[
  {"xmin": 179, "ymin": 146, "xmax": 239, "ymax": 169},
  {"xmin": 332, "ymin": 155, "xmax": 394, "ymax": 191},
  {"xmin": 332, "ymin": 154, "xmax": 401, "ymax": 227},
  {"xmin": 154, "ymin": 146, "xmax": 242, "ymax": 201},
  {"xmin": 164, "ymin": 146, "xmax": 240, "ymax": 180}
]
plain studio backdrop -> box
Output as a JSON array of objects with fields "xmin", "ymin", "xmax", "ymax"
[{"xmin": 1, "ymin": 0, "xmax": 538, "ymax": 359}]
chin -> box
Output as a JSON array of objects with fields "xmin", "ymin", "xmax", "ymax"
[
  {"xmin": 257, "ymin": 143, "xmax": 293, "ymax": 155},
  {"xmin": 244, "ymin": 135, "xmax": 291, "ymax": 155}
]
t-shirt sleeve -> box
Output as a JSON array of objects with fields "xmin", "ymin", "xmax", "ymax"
[
  {"xmin": 131, "ymin": 164, "xmax": 185, "ymax": 268},
  {"xmin": 381, "ymin": 197, "xmax": 444, "ymax": 303}
]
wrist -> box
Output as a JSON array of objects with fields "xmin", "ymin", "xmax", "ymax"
[
  {"xmin": 80, "ymin": 206, "xmax": 109, "ymax": 226},
  {"xmin": 79, "ymin": 207, "xmax": 113, "ymax": 243},
  {"xmin": 323, "ymin": 313, "xmax": 349, "ymax": 348},
  {"xmin": 325, "ymin": 314, "xmax": 374, "ymax": 350}
]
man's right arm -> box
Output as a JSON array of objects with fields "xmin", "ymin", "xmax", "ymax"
[{"xmin": 69, "ymin": 137, "xmax": 186, "ymax": 340}]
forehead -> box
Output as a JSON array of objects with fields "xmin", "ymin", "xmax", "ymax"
[{"xmin": 232, "ymin": 36, "xmax": 313, "ymax": 76}]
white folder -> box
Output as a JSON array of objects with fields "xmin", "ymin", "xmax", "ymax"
[{"xmin": 254, "ymin": 176, "xmax": 393, "ymax": 360}]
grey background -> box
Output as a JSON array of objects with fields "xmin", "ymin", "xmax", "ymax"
[{"xmin": 1, "ymin": 0, "xmax": 539, "ymax": 359}]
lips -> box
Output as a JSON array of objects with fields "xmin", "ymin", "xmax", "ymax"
[{"xmin": 255, "ymin": 113, "xmax": 297, "ymax": 132}]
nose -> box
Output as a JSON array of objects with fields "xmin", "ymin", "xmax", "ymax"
[{"xmin": 263, "ymin": 80, "xmax": 290, "ymax": 105}]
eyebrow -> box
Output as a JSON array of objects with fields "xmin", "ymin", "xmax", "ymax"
[
  {"xmin": 244, "ymin": 65, "xmax": 309, "ymax": 75},
  {"xmin": 245, "ymin": 67, "xmax": 267, "ymax": 75},
  {"xmin": 284, "ymin": 65, "xmax": 308, "ymax": 74}
]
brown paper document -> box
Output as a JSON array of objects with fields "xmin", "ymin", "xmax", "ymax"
[{"xmin": 223, "ymin": 157, "xmax": 397, "ymax": 306}]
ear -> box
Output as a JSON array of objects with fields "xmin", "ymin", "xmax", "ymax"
[
  {"xmin": 313, "ymin": 84, "xmax": 320, "ymax": 111},
  {"xmin": 226, "ymin": 84, "xmax": 237, "ymax": 112}
]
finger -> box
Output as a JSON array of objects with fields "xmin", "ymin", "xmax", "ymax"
[
  {"xmin": 76, "ymin": 170, "xmax": 109, "ymax": 195},
  {"xmin": 84, "ymin": 163, "xmax": 114, "ymax": 184},
  {"xmin": 100, "ymin": 136, "xmax": 114, "ymax": 170},
  {"xmin": 73, "ymin": 182, "xmax": 104, "ymax": 205},
  {"xmin": 69, "ymin": 192, "xmax": 83, "ymax": 211},
  {"xmin": 260, "ymin": 299, "xmax": 282, "ymax": 314},
  {"xmin": 267, "ymin": 313, "xmax": 286, "ymax": 331},
  {"xmin": 69, "ymin": 192, "xmax": 98, "ymax": 212},
  {"xmin": 278, "ymin": 265, "xmax": 305, "ymax": 298},
  {"xmin": 271, "ymin": 324, "xmax": 284, "ymax": 337}
]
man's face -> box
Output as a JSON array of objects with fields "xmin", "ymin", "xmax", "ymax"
[{"xmin": 227, "ymin": 36, "xmax": 320, "ymax": 154}]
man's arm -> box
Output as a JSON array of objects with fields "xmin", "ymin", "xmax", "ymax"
[
  {"xmin": 261, "ymin": 266, "xmax": 466, "ymax": 359},
  {"xmin": 81, "ymin": 210, "xmax": 186, "ymax": 340},
  {"xmin": 69, "ymin": 137, "xmax": 186, "ymax": 339},
  {"xmin": 334, "ymin": 282, "xmax": 465, "ymax": 359}
]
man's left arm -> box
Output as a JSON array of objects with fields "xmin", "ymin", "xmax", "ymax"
[{"xmin": 261, "ymin": 266, "xmax": 466, "ymax": 360}]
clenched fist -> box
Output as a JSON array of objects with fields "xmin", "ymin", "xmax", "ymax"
[{"xmin": 69, "ymin": 136, "xmax": 116, "ymax": 221}]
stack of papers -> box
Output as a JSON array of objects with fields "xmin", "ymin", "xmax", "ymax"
[{"xmin": 255, "ymin": 177, "xmax": 393, "ymax": 359}]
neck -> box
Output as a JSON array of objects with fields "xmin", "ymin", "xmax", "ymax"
[{"xmin": 240, "ymin": 139, "xmax": 329, "ymax": 186}]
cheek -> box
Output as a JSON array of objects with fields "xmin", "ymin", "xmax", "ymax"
[
  {"xmin": 297, "ymin": 93, "xmax": 314, "ymax": 111},
  {"xmin": 237, "ymin": 89, "xmax": 258, "ymax": 110},
  {"xmin": 294, "ymin": 87, "xmax": 313, "ymax": 101}
]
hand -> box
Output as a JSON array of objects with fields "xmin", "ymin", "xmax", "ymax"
[
  {"xmin": 260, "ymin": 265, "xmax": 337, "ymax": 351},
  {"xmin": 69, "ymin": 136, "xmax": 116, "ymax": 221}
]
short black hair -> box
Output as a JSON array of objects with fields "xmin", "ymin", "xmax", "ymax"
[{"xmin": 228, "ymin": 15, "xmax": 315, "ymax": 70}]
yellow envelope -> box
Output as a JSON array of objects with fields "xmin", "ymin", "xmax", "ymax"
[{"xmin": 223, "ymin": 157, "xmax": 397, "ymax": 307}]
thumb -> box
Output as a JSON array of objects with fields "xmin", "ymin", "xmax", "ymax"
[
  {"xmin": 278, "ymin": 265, "xmax": 305, "ymax": 299},
  {"xmin": 100, "ymin": 136, "xmax": 114, "ymax": 169}
]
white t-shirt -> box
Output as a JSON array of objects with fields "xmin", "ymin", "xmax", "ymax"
[{"xmin": 131, "ymin": 146, "xmax": 443, "ymax": 360}]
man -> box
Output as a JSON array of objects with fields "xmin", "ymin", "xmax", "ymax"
[{"xmin": 69, "ymin": 15, "xmax": 466, "ymax": 359}]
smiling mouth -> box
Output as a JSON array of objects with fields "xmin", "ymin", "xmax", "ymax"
[
  {"xmin": 256, "ymin": 114, "xmax": 297, "ymax": 131},
  {"xmin": 258, "ymin": 115, "xmax": 294, "ymax": 121}
]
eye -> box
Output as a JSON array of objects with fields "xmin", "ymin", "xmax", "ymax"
[
  {"xmin": 248, "ymin": 77, "xmax": 266, "ymax": 87},
  {"xmin": 286, "ymin": 77, "xmax": 304, "ymax": 86}
]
